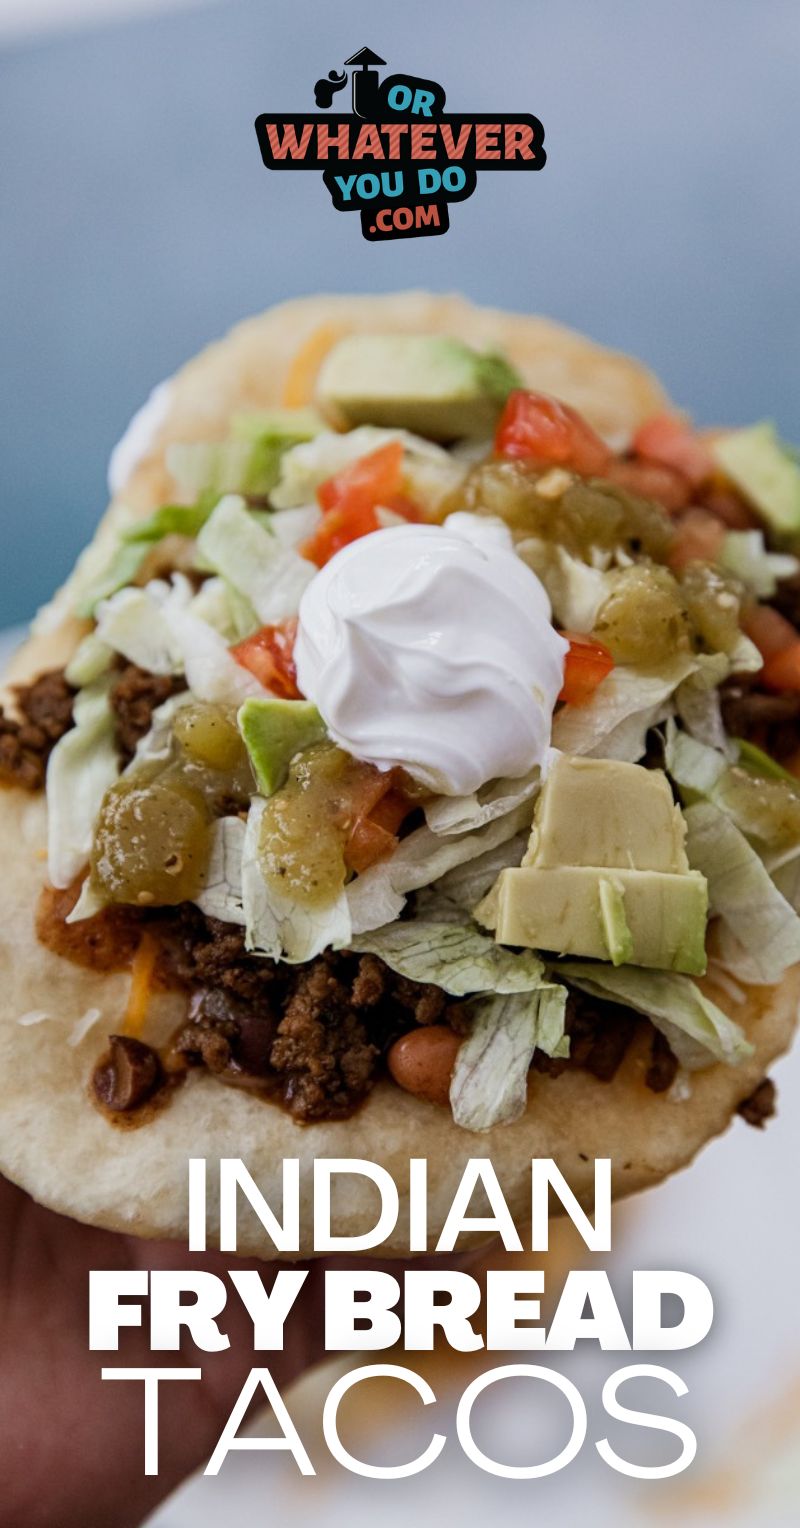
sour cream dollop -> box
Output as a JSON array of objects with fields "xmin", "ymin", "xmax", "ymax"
[
  {"xmin": 294, "ymin": 512, "xmax": 569, "ymax": 797},
  {"xmin": 107, "ymin": 377, "xmax": 172, "ymax": 497}
]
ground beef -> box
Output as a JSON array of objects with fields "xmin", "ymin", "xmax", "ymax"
[
  {"xmin": 720, "ymin": 677, "xmax": 800, "ymax": 765},
  {"xmin": 768, "ymin": 574, "xmax": 800, "ymax": 630},
  {"xmin": 270, "ymin": 958, "xmax": 380, "ymax": 1120},
  {"xmin": 40, "ymin": 890, "xmax": 680, "ymax": 1124},
  {"xmin": 174, "ymin": 988, "xmax": 277, "ymax": 1078},
  {"xmin": 110, "ymin": 662, "xmax": 186, "ymax": 765},
  {"xmin": 0, "ymin": 668, "xmax": 75, "ymax": 790},
  {"xmin": 533, "ymin": 988, "xmax": 643, "ymax": 1084},
  {"xmin": 349, "ymin": 952, "xmax": 447, "ymax": 1025},
  {"xmin": 645, "ymin": 1028, "xmax": 680, "ymax": 1093},
  {"xmin": 161, "ymin": 914, "xmax": 428, "ymax": 1120},
  {"xmin": 737, "ymin": 1077, "xmax": 777, "ymax": 1128}
]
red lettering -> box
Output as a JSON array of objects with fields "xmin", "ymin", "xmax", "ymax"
[
  {"xmin": 503, "ymin": 123, "xmax": 535, "ymax": 160},
  {"xmin": 475, "ymin": 123, "xmax": 501, "ymax": 159},
  {"xmin": 410, "ymin": 124, "xmax": 437, "ymax": 160},
  {"xmin": 440, "ymin": 123, "xmax": 471, "ymax": 160},
  {"xmin": 353, "ymin": 125, "xmax": 385, "ymax": 160},
  {"xmin": 264, "ymin": 122, "xmax": 314, "ymax": 160},
  {"xmin": 376, "ymin": 208, "xmax": 394, "ymax": 230},
  {"xmin": 382, "ymin": 124, "xmax": 408, "ymax": 158},
  {"xmin": 316, "ymin": 122, "xmax": 351, "ymax": 159},
  {"xmin": 416, "ymin": 203, "xmax": 441, "ymax": 227}
]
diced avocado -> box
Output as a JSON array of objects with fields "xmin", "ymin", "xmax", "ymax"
[
  {"xmin": 124, "ymin": 502, "xmax": 214, "ymax": 544},
  {"xmin": 488, "ymin": 864, "xmax": 708, "ymax": 975},
  {"xmin": 238, "ymin": 698, "xmax": 326, "ymax": 796},
  {"xmin": 712, "ymin": 423, "xmax": 800, "ymax": 535},
  {"xmin": 231, "ymin": 406, "xmax": 323, "ymax": 444},
  {"xmin": 525, "ymin": 755, "xmax": 690, "ymax": 873},
  {"xmin": 476, "ymin": 754, "xmax": 709, "ymax": 974},
  {"xmin": 231, "ymin": 407, "xmax": 323, "ymax": 495},
  {"xmin": 598, "ymin": 877, "xmax": 634, "ymax": 966},
  {"xmin": 316, "ymin": 335, "xmax": 521, "ymax": 441},
  {"xmin": 735, "ymin": 738, "xmax": 798, "ymax": 784},
  {"xmin": 166, "ymin": 409, "xmax": 323, "ymax": 503}
]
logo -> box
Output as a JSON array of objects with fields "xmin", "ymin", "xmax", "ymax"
[{"xmin": 255, "ymin": 46, "xmax": 545, "ymax": 241}]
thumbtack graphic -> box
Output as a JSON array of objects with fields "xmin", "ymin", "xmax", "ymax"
[
  {"xmin": 313, "ymin": 70, "xmax": 348, "ymax": 109},
  {"xmin": 343, "ymin": 46, "xmax": 385, "ymax": 118},
  {"xmin": 313, "ymin": 47, "xmax": 386, "ymax": 117}
]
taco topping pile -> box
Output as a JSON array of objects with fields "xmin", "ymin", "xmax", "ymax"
[{"xmin": 5, "ymin": 331, "xmax": 800, "ymax": 1132}]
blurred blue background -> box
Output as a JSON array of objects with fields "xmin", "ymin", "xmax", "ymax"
[{"xmin": 1, "ymin": 0, "xmax": 798, "ymax": 628}]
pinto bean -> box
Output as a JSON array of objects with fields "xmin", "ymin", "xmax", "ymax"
[
  {"xmin": 92, "ymin": 1035, "xmax": 162, "ymax": 1112},
  {"xmin": 387, "ymin": 1026, "xmax": 462, "ymax": 1108}
]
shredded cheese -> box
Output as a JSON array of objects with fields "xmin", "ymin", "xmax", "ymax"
[
  {"xmin": 68, "ymin": 1008, "xmax": 102, "ymax": 1048},
  {"xmin": 281, "ymin": 324, "xmax": 342, "ymax": 408},
  {"xmin": 123, "ymin": 932, "xmax": 158, "ymax": 1037}
]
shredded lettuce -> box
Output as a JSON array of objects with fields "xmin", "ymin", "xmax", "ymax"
[
  {"xmin": 720, "ymin": 530, "xmax": 799, "ymax": 598},
  {"xmin": 728, "ymin": 631, "xmax": 764, "ymax": 675},
  {"xmin": 241, "ymin": 797, "xmax": 351, "ymax": 962},
  {"xmin": 64, "ymin": 631, "xmax": 114, "ymax": 687},
  {"xmin": 432, "ymin": 833, "xmax": 530, "ymax": 911},
  {"xmin": 196, "ymin": 495, "xmax": 314, "ymax": 622},
  {"xmin": 270, "ymin": 425, "xmax": 465, "ymax": 514},
  {"xmin": 770, "ymin": 851, "xmax": 800, "ymax": 914},
  {"xmin": 351, "ymin": 908, "xmax": 548, "ymax": 996},
  {"xmin": 193, "ymin": 816, "xmax": 247, "ymax": 925},
  {"xmin": 264, "ymin": 505, "xmax": 322, "ymax": 548},
  {"xmin": 516, "ymin": 539, "xmax": 610, "ymax": 631},
  {"xmin": 346, "ymin": 802, "xmax": 534, "ymax": 935},
  {"xmin": 46, "ymin": 680, "xmax": 119, "ymax": 889},
  {"xmin": 666, "ymin": 720, "xmax": 800, "ymax": 855},
  {"xmin": 665, "ymin": 721, "xmax": 729, "ymax": 796},
  {"xmin": 684, "ymin": 801, "xmax": 800, "ymax": 984},
  {"xmin": 188, "ymin": 576, "xmax": 258, "ymax": 643},
  {"xmin": 556, "ymin": 961, "xmax": 752, "ymax": 1068},
  {"xmin": 166, "ymin": 596, "xmax": 266, "ymax": 705},
  {"xmin": 424, "ymin": 767, "xmax": 541, "ymax": 837},
  {"xmin": 72, "ymin": 540, "xmax": 149, "ymax": 620},
  {"xmin": 674, "ymin": 653, "xmax": 737, "ymax": 758},
  {"xmin": 95, "ymin": 584, "xmax": 183, "ymax": 674},
  {"xmin": 449, "ymin": 986, "xmax": 568, "ymax": 1132},
  {"xmin": 553, "ymin": 655, "xmax": 697, "ymax": 762},
  {"xmin": 95, "ymin": 573, "xmax": 264, "ymax": 705}
]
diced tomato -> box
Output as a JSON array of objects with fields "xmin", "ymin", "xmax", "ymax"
[
  {"xmin": 632, "ymin": 414, "xmax": 714, "ymax": 488},
  {"xmin": 558, "ymin": 633, "xmax": 614, "ymax": 706},
  {"xmin": 667, "ymin": 509, "xmax": 726, "ymax": 572},
  {"xmin": 231, "ymin": 618, "xmax": 301, "ymax": 699},
  {"xmin": 342, "ymin": 774, "xmax": 412, "ymax": 874},
  {"xmin": 345, "ymin": 817, "xmax": 397, "ymax": 875},
  {"xmin": 317, "ymin": 441, "xmax": 404, "ymax": 516},
  {"xmin": 761, "ymin": 641, "xmax": 800, "ymax": 694},
  {"xmin": 495, "ymin": 391, "xmax": 612, "ymax": 476},
  {"xmin": 605, "ymin": 458, "xmax": 690, "ymax": 514},
  {"xmin": 742, "ymin": 603, "xmax": 798, "ymax": 661},
  {"xmin": 303, "ymin": 441, "xmax": 424, "ymax": 567}
]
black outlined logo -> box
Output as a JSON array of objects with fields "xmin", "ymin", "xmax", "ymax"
[{"xmin": 255, "ymin": 46, "xmax": 545, "ymax": 241}]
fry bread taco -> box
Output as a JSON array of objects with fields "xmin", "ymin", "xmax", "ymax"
[{"xmin": 1, "ymin": 291, "xmax": 799, "ymax": 1255}]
